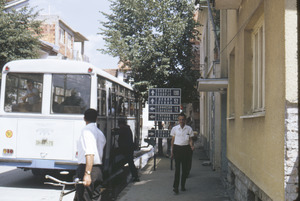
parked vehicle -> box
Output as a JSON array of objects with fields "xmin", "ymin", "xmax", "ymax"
[{"xmin": 0, "ymin": 59, "xmax": 141, "ymax": 181}]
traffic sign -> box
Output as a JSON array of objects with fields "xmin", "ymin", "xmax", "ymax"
[
  {"xmin": 149, "ymin": 88, "xmax": 181, "ymax": 97},
  {"xmin": 148, "ymin": 88, "xmax": 181, "ymax": 121},
  {"xmin": 148, "ymin": 105, "xmax": 180, "ymax": 113},
  {"xmin": 148, "ymin": 113, "xmax": 179, "ymax": 121},
  {"xmin": 148, "ymin": 130, "xmax": 171, "ymax": 138},
  {"xmin": 148, "ymin": 97, "xmax": 181, "ymax": 105}
]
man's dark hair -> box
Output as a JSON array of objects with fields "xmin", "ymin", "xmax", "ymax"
[
  {"xmin": 84, "ymin": 109, "xmax": 98, "ymax": 122},
  {"xmin": 178, "ymin": 112, "xmax": 186, "ymax": 119},
  {"xmin": 27, "ymin": 79, "xmax": 34, "ymax": 84},
  {"xmin": 118, "ymin": 119, "xmax": 127, "ymax": 126}
]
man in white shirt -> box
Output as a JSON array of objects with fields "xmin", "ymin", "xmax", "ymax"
[
  {"xmin": 74, "ymin": 109, "xmax": 106, "ymax": 201},
  {"xmin": 22, "ymin": 80, "xmax": 40, "ymax": 105},
  {"xmin": 171, "ymin": 113, "xmax": 194, "ymax": 194}
]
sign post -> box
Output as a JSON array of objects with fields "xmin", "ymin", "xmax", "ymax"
[
  {"xmin": 147, "ymin": 88, "xmax": 181, "ymax": 170},
  {"xmin": 148, "ymin": 88, "xmax": 181, "ymax": 122}
]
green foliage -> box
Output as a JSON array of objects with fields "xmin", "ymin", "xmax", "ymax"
[
  {"xmin": 0, "ymin": 0, "xmax": 42, "ymax": 70},
  {"xmin": 99, "ymin": 0, "xmax": 198, "ymax": 103}
]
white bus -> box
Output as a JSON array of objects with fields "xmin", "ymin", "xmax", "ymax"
[{"xmin": 0, "ymin": 59, "xmax": 141, "ymax": 177}]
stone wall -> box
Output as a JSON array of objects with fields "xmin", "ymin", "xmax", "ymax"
[
  {"xmin": 227, "ymin": 161, "xmax": 272, "ymax": 201},
  {"xmin": 284, "ymin": 106, "xmax": 298, "ymax": 201}
]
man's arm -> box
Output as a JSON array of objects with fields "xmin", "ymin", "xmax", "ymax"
[
  {"xmin": 189, "ymin": 137, "xmax": 194, "ymax": 151},
  {"xmin": 189, "ymin": 128, "xmax": 194, "ymax": 151},
  {"xmin": 171, "ymin": 136, "xmax": 175, "ymax": 159},
  {"xmin": 83, "ymin": 154, "xmax": 94, "ymax": 186}
]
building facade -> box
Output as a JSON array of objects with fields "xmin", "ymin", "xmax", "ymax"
[
  {"xmin": 197, "ymin": 0, "xmax": 298, "ymax": 200},
  {"xmin": 195, "ymin": 0, "xmax": 228, "ymax": 176},
  {"xmin": 37, "ymin": 15, "xmax": 89, "ymax": 62}
]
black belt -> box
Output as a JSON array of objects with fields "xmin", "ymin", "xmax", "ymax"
[
  {"xmin": 174, "ymin": 144, "xmax": 189, "ymax": 147},
  {"xmin": 79, "ymin": 164, "xmax": 102, "ymax": 167}
]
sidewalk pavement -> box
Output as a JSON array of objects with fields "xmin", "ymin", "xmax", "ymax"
[{"xmin": 117, "ymin": 141, "xmax": 230, "ymax": 201}]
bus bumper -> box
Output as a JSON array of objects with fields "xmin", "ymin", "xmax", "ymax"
[{"xmin": 0, "ymin": 158, "xmax": 78, "ymax": 170}]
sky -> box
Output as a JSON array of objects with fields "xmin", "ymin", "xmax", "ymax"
[{"xmin": 29, "ymin": 0, "xmax": 119, "ymax": 69}]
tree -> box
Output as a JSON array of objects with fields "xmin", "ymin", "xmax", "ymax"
[
  {"xmin": 0, "ymin": 0, "xmax": 42, "ymax": 71},
  {"xmin": 99, "ymin": 0, "xmax": 198, "ymax": 103}
]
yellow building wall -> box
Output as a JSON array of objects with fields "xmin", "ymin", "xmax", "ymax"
[{"xmin": 225, "ymin": 0, "xmax": 290, "ymax": 200}]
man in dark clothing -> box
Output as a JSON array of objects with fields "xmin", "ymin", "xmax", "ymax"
[{"xmin": 118, "ymin": 119, "xmax": 140, "ymax": 182}]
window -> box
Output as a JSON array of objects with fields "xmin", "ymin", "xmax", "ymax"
[
  {"xmin": 243, "ymin": 11, "xmax": 265, "ymax": 116},
  {"xmin": 4, "ymin": 73, "xmax": 43, "ymax": 113},
  {"xmin": 67, "ymin": 33, "xmax": 72, "ymax": 49},
  {"xmin": 51, "ymin": 74, "xmax": 91, "ymax": 114},
  {"xmin": 97, "ymin": 76, "xmax": 107, "ymax": 116},
  {"xmin": 252, "ymin": 17, "xmax": 265, "ymax": 112},
  {"xmin": 59, "ymin": 28, "xmax": 65, "ymax": 44},
  {"xmin": 117, "ymin": 86, "xmax": 125, "ymax": 116},
  {"xmin": 129, "ymin": 91, "xmax": 135, "ymax": 116},
  {"xmin": 229, "ymin": 49, "xmax": 235, "ymax": 117},
  {"xmin": 108, "ymin": 83, "xmax": 117, "ymax": 116}
]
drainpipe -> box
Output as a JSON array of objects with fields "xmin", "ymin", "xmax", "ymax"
[{"xmin": 206, "ymin": 0, "xmax": 220, "ymax": 59}]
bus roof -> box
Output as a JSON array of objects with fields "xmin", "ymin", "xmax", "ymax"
[{"xmin": 3, "ymin": 59, "xmax": 133, "ymax": 91}]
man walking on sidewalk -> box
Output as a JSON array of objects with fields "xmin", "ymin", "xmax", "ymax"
[
  {"xmin": 171, "ymin": 113, "xmax": 194, "ymax": 194},
  {"xmin": 118, "ymin": 119, "xmax": 140, "ymax": 182}
]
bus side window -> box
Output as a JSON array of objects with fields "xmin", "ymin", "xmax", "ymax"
[
  {"xmin": 129, "ymin": 92, "xmax": 135, "ymax": 116},
  {"xmin": 97, "ymin": 77, "xmax": 106, "ymax": 116},
  {"xmin": 110, "ymin": 84, "xmax": 118, "ymax": 116},
  {"xmin": 108, "ymin": 88, "xmax": 116, "ymax": 116},
  {"xmin": 118, "ymin": 96, "xmax": 124, "ymax": 115}
]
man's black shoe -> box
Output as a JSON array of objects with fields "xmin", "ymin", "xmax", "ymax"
[
  {"xmin": 173, "ymin": 188, "xmax": 179, "ymax": 194},
  {"xmin": 181, "ymin": 187, "xmax": 186, "ymax": 191}
]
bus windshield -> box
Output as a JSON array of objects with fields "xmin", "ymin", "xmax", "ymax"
[
  {"xmin": 51, "ymin": 74, "xmax": 91, "ymax": 114},
  {"xmin": 4, "ymin": 73, "xmax": 43, "ymax": 113}
]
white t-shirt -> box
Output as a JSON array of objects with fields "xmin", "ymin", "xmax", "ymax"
[
  {"xmin": 170, "ymin": 124, "xmax": 194, "ymax": 146},
  {"xmin": 27, "ymin": 87, "xmax": 39, "ymax": 104},
  {"xmin": 77, "ymin": 123, "xmax": 106, "ymax": 165}
]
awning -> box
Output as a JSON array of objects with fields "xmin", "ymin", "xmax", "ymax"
[{"xmin": 197, "ymin": 78, "xmax": 228, "ymax": 92}]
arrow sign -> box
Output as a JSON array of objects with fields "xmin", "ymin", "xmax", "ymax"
[
  {"xmin": 150, "ymin": 89, "xmax": 156, "ymax": 96},
  {"xmin": 149, "ymin": 106, "xmax": 156, "ymax": 112},
  {"xmin": 147, "ymin": 97, "xmax": 181, "ymax": 105},
  {"xmin": 148, "ymin": 130, "xmax": 171, "ymax": 138},
  {"xmin": 149, "ymin": 114, "xmax": 156, "ymax": 120},
  {"xmin": 148, "ymin": 130, "xmax": 155, "ymax": 137},
  {"xmin": 148, "ymin": 113, "xmax": 179, "ymax": 121},
  {"xmin": 150, "ymin": 98, "xmax": 155, "ymax": 104},
  {"xmin": 148, "ymin": 88, "xmax": 181, "ymax": 97},
  {"xmin": 148, "ymin": 105, "xmax": 180, "ymax": 113}
]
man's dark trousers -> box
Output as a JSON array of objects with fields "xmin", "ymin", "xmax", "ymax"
[
  {"xmin": 123, "ymin": 150, "xmax": 138, "ymax": 179},
  {"xmin": 74, "ymin": 164, "xmax": 103, "ymax": 201},
  {"xmin": 173, "ymin": 145, "xmax": 190, "ymax": 190},
  {"xmin": 187, "ymin": 148, "xmax": 193, "ymax": 176}
]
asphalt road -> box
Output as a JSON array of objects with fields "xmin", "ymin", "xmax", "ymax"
[{"xmin": 0, "ymin": 166, "xmax": 76, "ymax": 201}]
